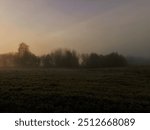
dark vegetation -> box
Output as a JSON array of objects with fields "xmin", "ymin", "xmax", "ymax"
[
  {"xmin": 0, "ymin": 67, "xmax": 150, "ymax": 112},
  {"xmin": 0, "ymin": 43, "xmax": 150, "ymax": 112},
  {"xmin": 0, "ymin": 43, "xmax": 128, "ymax": 68}
]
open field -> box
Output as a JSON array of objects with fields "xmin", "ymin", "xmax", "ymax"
[{"xmin": 0, "ymin": 67, "xmax": 150, "ymax": 113}]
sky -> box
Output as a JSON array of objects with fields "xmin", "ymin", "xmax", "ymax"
[{"xmin": 0, "ymin": 0, "xmax": 150, "ymax": 57}]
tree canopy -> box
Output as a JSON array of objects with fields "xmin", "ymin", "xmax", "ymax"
[{"xmin": 0, "ymin": 43, "xmax": 128, "ymax": 68}]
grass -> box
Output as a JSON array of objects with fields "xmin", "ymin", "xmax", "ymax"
[{"xmin": 0, "ymin": 67, "xmax": 150, "ymax": 113}]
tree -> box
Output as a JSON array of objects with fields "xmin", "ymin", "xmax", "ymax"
[
  {"xmin": 81, "ymin": 53, "xmax": 100, "ymax": 68},
  {"xmin": 40, "ymin": 54, "xmax": 53, "ymax": 68},
  {"xmin": 16, "ymin": 43, "xmax": 39, "ymax": 67},
  {"xmin": 105, "ymin": 52, "xmax": 128, "ymax": 67},
  {"xmin": 0, "ymin": 53, "xmax": 17, "ymax": 67},
  {"xmin": 18, "ymin": 43, "xmax": 30, "ymax": 57},
  {"xmin": 46, "ymin": 49, "xmax": 79, "ymax": 68},
  {"xmin": 81, "ymin": 52, "xmax": 127, "ymax": 68},
  {"xmin": 62, "ymin": 49, "xmax": 79, "ymax": 68}
]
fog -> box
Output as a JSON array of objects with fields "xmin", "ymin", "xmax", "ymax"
[{"xmin": 0, "ymin": 0, "xmax": 150, "ymax": 57}]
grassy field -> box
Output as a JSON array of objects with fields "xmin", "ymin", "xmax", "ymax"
[{"xmin": 0, "ymin": 67, "xmax": 150, "ymax": 113}]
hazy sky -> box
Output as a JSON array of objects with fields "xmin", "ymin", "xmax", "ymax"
[{"xmin": 0, "ymin": 0, "xmax": 150, "ymax": 57}]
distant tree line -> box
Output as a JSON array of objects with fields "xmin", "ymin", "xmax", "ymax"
[
  {"xmin": 81, "ymin": 53, "xmax": 127, "ymax": 68},
  {"xmin": 0, "ymin": 43, "xmax": 128, "ymax": 68}
]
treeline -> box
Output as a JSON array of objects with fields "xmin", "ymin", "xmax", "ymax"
[{"xmin": 0, "ymin": 43, "xmax": 128, "ymax": 68}]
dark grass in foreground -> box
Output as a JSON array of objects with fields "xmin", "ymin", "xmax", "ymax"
[{"xmin": 0, "ymin": 67, "xmax": 150, "ymax": 113}]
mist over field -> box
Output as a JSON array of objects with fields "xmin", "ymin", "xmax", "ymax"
[
  {"xmin": 0, "ymin": 0, "xmax": 150, "ymax": 58},
  {"xmin": 0, "ymin": 0, "xmax": 150, "ymax": 113}
]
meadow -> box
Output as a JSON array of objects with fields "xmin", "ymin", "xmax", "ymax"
[{"xmin": 0, "ymin": 67, "xmax": 150, "ymax": 113}]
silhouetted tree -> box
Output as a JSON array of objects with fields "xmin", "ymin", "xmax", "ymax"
[
  {"xmin": 18, "ymin": 43, "xmax": 30, "ymax": 56},
  {"xmin": 16, "ymin": 43, "xmax": 39, "ymax": 67},
  {"xmin": 105, "ymin": 52, "xmax": 128, "ymax": 67},
  {"xmin": 62, "ymin": 49, "xmax": 79, "ymax": 68},
  {"xmin": 40, "ymin": 54, "xmax": 53, "ymax": 68},
  {"xmin": 0, "ymin": 53, "xmax": 17, "ymax": 67},
  {"xmin": 81, "ymin": 53, "xmax": 100, "ymax": 68},
  {"xmin": 81, "ymin": 52, "xmax": 127, "ymax": 68},
  {"xmin": 0, "ymin": 43, "xmax": 128, "ymax": 68},
  {"xmin": 50, "ymin": 49, "xmax": 79, "ymax": 68}
]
